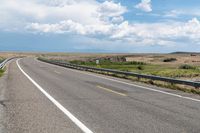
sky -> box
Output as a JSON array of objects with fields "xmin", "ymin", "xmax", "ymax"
[{"xmin": 0, "ymin": 0, "xmax": 200, "ymax": 53}]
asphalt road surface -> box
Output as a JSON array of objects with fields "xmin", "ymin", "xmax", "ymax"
[{"xmin": 0, "ymin": 57, "xmax": 200, "ymax": 133}]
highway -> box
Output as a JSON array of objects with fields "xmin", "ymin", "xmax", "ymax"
[{"xmin": 0, "ymin": 58, "xmax": 200, "ymax": 133}]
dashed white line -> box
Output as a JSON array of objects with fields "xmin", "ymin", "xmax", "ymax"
[{"xmin": 17, "ymin": 59, "xmax": 93, "ymax": 133}]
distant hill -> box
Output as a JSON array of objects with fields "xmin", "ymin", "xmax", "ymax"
[{"xmin": 170, "ymin": 52, "xmax": 200, "ymax": 54}]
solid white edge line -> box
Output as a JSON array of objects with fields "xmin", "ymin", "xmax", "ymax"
[
  {"xmin": 37, "ymin": 59, "xmax": 200, "ymax": 103},
  {"xmin": 16, "ymin": 59, "xmax": 93, "ymax": 133}
]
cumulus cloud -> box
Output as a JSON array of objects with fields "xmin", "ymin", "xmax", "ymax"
[
  {"xmin": 0, "ymin": 0, "xmax": 101, "ymax": 25},
  {"xmin": 98, "ymin": 1, "xmax": 127, "ymax": 17},
  {"xmin": 111, "ymin": 16, "xmax": 124, "ymax": 23},
  {"xmin": 26, "ymin": 20, "xmax": 86, "ymax": 34},
  {"xmin": 26, "ymin": 20, "xmax": 114, "ymax": 36},
  {"xmin": 135, "ymin": 0, "xmax": 152, "ymax": 12},
  {"xmin": 97, "ymin": 1, "xmax": 127, "ymax": 23},
  {"xmin": 1, "ymin": 0, "xmax": 200, "ymax": 47},
  {"xmin": 111, "ymin": 17, "xmax": 200, "ymax": 45},
  {"xmin": 0, "ymin": 0, "xmax": 126, "ymax": 29},
  {"xmin": 26, "ymin": 17, "xmax": 200, "ymax": 46}
]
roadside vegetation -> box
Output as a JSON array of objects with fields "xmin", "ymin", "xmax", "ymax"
[
  {"xmin": 38, "ymin": 53, "xmax": 200, "ymax": 95},
  {"xmin": 0, "ymin": 58, "xmax": 5, "ymax": 77},
  {"xmin": 69, "ymin": 60, "xmax": 200, "ymax": 79},
  {"xmin": 69, "ymin": 59, "xmax": 200, "ymax": 94},
  {"xmin": 0, "ymin": 69, "xmax": 4, "ymax": 77},
  {"xmin": 0, "ymin": 58, "xmax": 4, "ymax": 63}
]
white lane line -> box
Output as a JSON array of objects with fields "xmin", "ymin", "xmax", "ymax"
[
  {"xmin": 16, "ymin": 59, "xmax": 93, "ymax": 133},
  {"xmin": 36, "ymin": 59, "xmax": 200, "ymax": 103}
]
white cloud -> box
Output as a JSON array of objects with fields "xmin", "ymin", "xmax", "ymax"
[
  {"xmin": 98, "ymin": 1, "xmax": 127, "ymax": 17},
  {"xmin": 111, "ymin": 16, "xmax": 124, "ymax": 23},
  {"xmin": 26, "ymin": 20, "xmax": 114, "ymax": 35},
  {"xmin": 1, "ymin": 0, "xmax": 200, "ymax": 47},
  {"xmin": 97, "ymin": 1, "xmax": 127, "ymax": 24},
  {"xmin": 26, "ymin": 17, "xmax": 200, "ymax": 46},
  {"xmin": 0, "ymin": 0, "xmax": 97, "ymax": 31},
  {"xmin": 0, "ymin": 0, "xmax": 126, "ymax": 29},
  {"xmin": 26, "ymin": 20, "xmax": 86, "ymax": 34},
  {"xmin": 111, "ymin": 18, "xmax": 200, "ymax": 45},
  {"xmin": 164, "ymin": 9, "xmax": 200, "ymax": 18},
  {"xmin": 135, "ymin": 0, "xmax": 152, "ymax": 12}
]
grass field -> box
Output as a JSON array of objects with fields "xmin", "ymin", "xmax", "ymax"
[
  {"xmin": 0, "ymin": 69, "xmax": 4, "ymax": 77},
  {"xmin": 69, "ymin": 60, "xmax": 200, "ymax": 79}
]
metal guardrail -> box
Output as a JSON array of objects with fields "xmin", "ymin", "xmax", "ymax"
[
  {"xmin": 0, "ymin": 57, "xmax": 16, "ymax": 69},
  {"xmin": 38, "ymin": 58, "xmax": 200, "ymax": 88}
]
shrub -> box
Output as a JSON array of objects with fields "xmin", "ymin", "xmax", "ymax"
[
  {"xmin": 163, "ymin": 58, "xmax": 177, "ymax": 62},
  {"xmin": 127, "ymin": 61, "xmax": 146, "ymax": 65},
  {"xmin": 179, "ymin": 64, "xmax": 196, "ymax": 69},
  {"xmin": 0, "ymin": 58, "xmax": 4, "ymax": 63},
  {"xmin": 137, "ymin": 65, "xmax": 144, "ymax": 70},
  {"xmin": 0, "ymin": 69, "xmax": 5, "ymax": 77}
]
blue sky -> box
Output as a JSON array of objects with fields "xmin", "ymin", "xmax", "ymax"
[{"xmin": 0, "ymin": 0, "xmax": 200, "ymax": 53}]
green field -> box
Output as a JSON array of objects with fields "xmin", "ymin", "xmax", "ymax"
[
  {"xmin": 70, "ymin": 60, "xmax": 200, "ymax": 79},
  {"xmin": 0, "ymin": 59, "xmax": 3, "ymax": 63},
  {"xmin": 0, "ymin": 69, "xmax": 4, "ymax": 77}
]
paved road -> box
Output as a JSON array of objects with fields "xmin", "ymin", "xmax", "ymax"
[{"xmin": 0, "ymin": 58, "xmax": 200, "ymax": 133}]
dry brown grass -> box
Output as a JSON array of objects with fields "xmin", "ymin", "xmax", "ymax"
[
  {"xmin": 38, "ymin": 53, "xmax": 200, "ymax": 67},
  {"xmin": 126, "ymin": 54, "xmax": 200, "ymax": 66},
  {"xmin": 0, "ymin": 52, "xmax": 41, "ymax": 58},
  {"xmin": 39, "ymin": 53, "xmax": 128, "ymax": 61}
]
